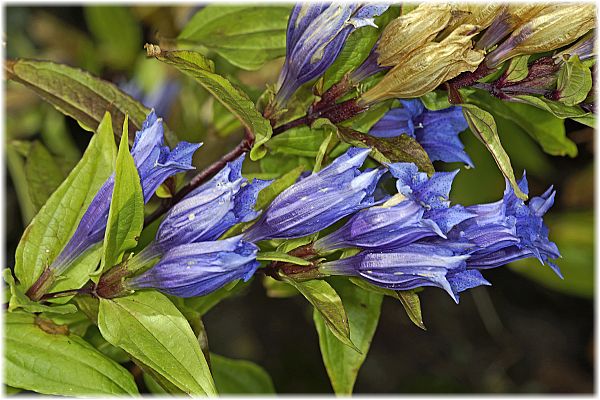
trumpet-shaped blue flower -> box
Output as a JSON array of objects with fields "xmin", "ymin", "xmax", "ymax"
[
  {"xmin": 449, "ymin": 174, "xmax": 562, "ymax": 277},
  {"xmin": 47, "ymin": 111, "xmax": 200, "ymax": 277},
  {"xmin": 274, "ymin": 3, "xmax": 389, "ymax": 107},
  {"xmin": 153, "ymin": 154, "xmax": 271, "ymax": 251},
  {"xmin": 319, "ymin": 243, "xmax": 477, "ymax": 302},
  {"xmin": 313, "ymin": 198, "xmax": 445, "ymax": 252},
  {"xmin": 387, "ymin": 162, "xmax": 474, "ymax": 234},
  {"xmin": 370, "ymin": 100, "xmax": 473, "ymax": 167},
  {"xmin": 127, "ymin": 236, "xmax": 259, "ymax": 298},
  {"xmin": 243, "ymin": 147, "xmax": 384, "ymax": 242}
]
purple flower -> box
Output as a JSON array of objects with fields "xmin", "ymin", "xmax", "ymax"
[
  {"xmin": 243, "ymin": 147, "xmax": 384, "ymax": 242},
  {"xmin": 274, "ymin": 3, "xmax": 389, "ymax": 107},
  {"xmin": 153, "ymin": 154, "xmax": 271, "ymax": 251},
  {"xmin": 387, "ymin": 162, "xmax": 474, "ymax": 234},
  {"xmin": 127, "ymin": 236, "xmax": 259, "ymax": 298},
  {"xmin": 448, "ymin": 173, "xmax": 562, "ymax": 277},
  {"xmin": 47, "ymin": 111, "xmax": 200, "ymax": 277},
  {"xmin": 370, "ymin": 99, "xmax": 473, "ymax": 167},
  {"xmin": 313, "ymin": 199, "xmax": 445, "ymax": 252},
  {"xmin": 319, "ymin": 243, "xmax": 473, "ymax": 302},
  {"xmin": 348, "ymin": 41, "xmax": 390, "ymax": 83}
]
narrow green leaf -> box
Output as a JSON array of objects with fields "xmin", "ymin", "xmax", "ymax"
[
  {"xmin": 255, "ymin": 165, "xmax": 304, "ymax": 210},
  {"xmin": 556, "ymin": 55, "xmax": 593, "ymax": 106},
  {"xmin": 314, "ymin": 131, "xmax": 335, "ymax": 173},
  {"xmin": 98, "ymin": 290, "xmax": 217, "ymax": 395},
  {"xmin": 211, "ymin": 353, "xmax": 275, "ymax": 394},
  {"xmin": 24, "ymin": 141, "xmax": 66, "ymax": 212},
  {"xmin": 338, "ymin": 127, "xmax": 435, "ymax": 175},
  {"xmin": 179, "ymin": 6, "xmax": 290, "ymax": 71},
  {"xmin": 6, "ymin": 58, "xmax": 150, "ymax": 138},
  {"xmin": 281, "ymin": 276, "xmax": 357, "ymax": 351},
  {"xmin": 266, "ymin": 125, "xmax": 328, "ymax": 157},
  {"xmin": 313, "ymin": 278, "xmax": 383, "ymax": 395},
  {"xmin": 99, "ymin": 118, "xmax": 144, "ymax": 277},
  {"xmin": 461, "ymin": 104, "xmax": 527, "ymax": 200},
  {"xmin": 514, "ymin": 94, "xmax": 593, "ymax": 123},
  {"xmin": 147, "ymin": 46, "xmax": 272, "ymax": 160},
  {"xmin": 14, "ymin": 112, "xmax": 117, "ymax": 292},
  {"xmin": 257, "ymin": 251, "xmax": 311, "ymax": 266},
  {"xmin": 504, "ymin": 55, "xmax": 530, "ymax": 83},
  {"xmin": 6, "ymin": 143, "xmax": 36, "ymax": 224},
  {"xmin": 349, "ymin": 277, "xmax": 425, "ymax": 330},
  {"xmin": 5, "ymin": 312, "xmax": 138, "ymax": 395}
]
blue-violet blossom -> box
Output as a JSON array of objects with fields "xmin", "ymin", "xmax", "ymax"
[{"xmin": 370, "ymin": 99, "xmax": 473, "ymax": 167}]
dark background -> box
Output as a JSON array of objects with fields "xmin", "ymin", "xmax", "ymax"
[{"xmin": 5, "ymin": 5, "xmax": 594, "ymax": 394}]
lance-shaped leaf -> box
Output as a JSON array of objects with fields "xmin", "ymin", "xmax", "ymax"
[
  {"xmin": 98, "ymin": 118, "xmax": 144, "ymax": 277},
  {"xmin": 211, "ymin": 353, "xmax": 276, "ymax": 394},
  {"xmin": 145, "ymin": 45, "xmax": 272, "ymax": 160},
  {"xmin": 281, "ymin": 275, "xmax": 358, "ymax": 351},
  {"xmin": 461, "ymin": 104, "xmax": 527, "ymax": 200},
  {"xmin": 24, "ymin": 141, "xmax": 66, "ymax": 212},
  {"xmin": 5, "ymin": 58, "xmax": 149, "ymax": 139},
  {"xmin": 513, "ymin": 95, "xmax": 594, "ymax": 127},
  {"xmin": 556, "ymin": 55, "xmax": 593, "ymax": 106},
  {"xmin": 14, "ymin": 112, "xmax": 116, "ymax": 292},
  {"xmin": 313, "ymin": 278, "xmax": 383, "ymax": 395},
  {"xmin": 338, "ymin": 127, "xmax": 434, "ymax": 175},
  {"xmin": 98, "ymin": 290, "xmax": 216, "ymax": 396},
  {"xmin": 179, "ymin": 6, "xmax": 291, "ymax": 71},
  {"xmin": 5, "ymin": 312, "xmax": 138, "ymax": 396}
]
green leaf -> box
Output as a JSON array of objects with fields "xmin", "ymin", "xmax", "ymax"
[
  {"xmin": 461, "ymin": 104, "xmax": 527, "ymax": 200},
  {"xmin": 262, "ymin": 276, "xmax": 299, "ymax": 298},
  {"xmin": 322, "ymin": 26, "xmax": 379, "ymax": 90},
  {"xmin": 211, "ymin": 353, "xmax": 275, "ymax": 394},
  {"xmin": 314, "ymin": 131, "xmax": 335, "ymax": 173},
  {"xmin": 257, "ymin": 251, "xmax": 311, "ymax": 266},
  {"xmin": 98, "ymin": 290, "xmax": 216, "ymax": 395},
  {"xmin": 504, "ymin": 55, "xmax": 530, "ymax": 83},
  {"xmin": 6, "ymin": 142, "xmax": 36, "ymax": 224},
  {"xmin": 345, "ymin": 100, "xmax": 394, "ymax": 133},
  {"xmin": 3, "ymin": 269, "xmax": 77, "ymax": 315},
  {"xmin": 6, "ymin": 58, "xmax": 150, "ymax": 139},
  {"xmin": 24, "ymin": 141, "xmax": 66, "ymax": 212},
  {"xmin": 419, "ymin": 90, "xmax": 452, "ymax": 111},
  {"xmin": 556, "ymin": 55, "xmax": 593, "ymax": 106},
  {"xmin": 281, "ymin": 276, "xmax": 357, "ymax": 351},
  {"xmin": 255, "ymin": 165, "xmax": 304, "ymax": 210},
  {"xmin": 147, "ymin": 46, "xmax": 272, "ymax": 160},
  {"xmin": 349, "ymin": 278, "xmax": 425, "ymax": 330},
  {"xmin": 313, "ymin": 278, "xmax": 383, "ymax": 395},
  {"xmin": 464, "ymin": 89, "xmax": 577, "ymax": 157},
  {"xmin": 5, "ymin": 312, "xmax": 138, "ymax": 395},
  {"xmin": 84, "ymin": 6, "xmax": 141, "ymax": 70},
  {"xmin": 514, "ymin": 94, "xmax": 593, "ymax": 123},
  {"xmin": 337, "ymin": 128, "xmax": 435, "ymax": 175},
  {"xmin": 14, "ymin": 112, "xmax": 117, "ymax": 292},
  {"xmin": 266, "ymin": 125, "xmax": 329, "ymax": 157},
  {"xmin": 179, "ymin": 6, "xmax": 291, "ymax": 71},
  {"xmin": 98, "ymin": 119, "xmax": 144, "ymax": 277}
]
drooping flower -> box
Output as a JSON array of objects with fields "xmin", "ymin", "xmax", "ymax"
[
  {"xmin": 44, "ymin": 111, "xmax": 200, "ymax": 279},
  {"xmin": 387, "ymin": 162, "xmax": 474, "ymax": 234},
  {"xmin": 360, "ymin": 24, "xmax": 485, "ymax": 103},
  {"xmin": 313, "ymin": 197, "xmax": 445, "ymax": 253},
  {"xmin": 273, "ymin": 3, "xmax": 389, "ymax": 108},
  {"xmin": 369, "ymin": 99, "xmax": 473, "ymax": 167},
  {"xmin": 126, "ymin": 236, "xmax": 259, "ymax": 298},
  {"xmin": 448, "ymin": 174, "xmax": 562, "ymax": 277},
  {"xmin": 242, "ymin": 147, "xmax": 385, "ymax": 242},
  {"xmin": 153, "ymin": 154, "xmax": 270, "ymax": 252},
  {"xmin": 485, "ymin": 4, "xmax": 595, "ymax": 68},
  {"xmin": 318, "ymin": 243, "xmax": 474, "ymax": 302}
]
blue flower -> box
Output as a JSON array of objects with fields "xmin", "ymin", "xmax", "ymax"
[
  {"xmin": 448, "ymin": 173, "xmax": 562, "ymax": 277},
  {"xmin": 370, "ymin": 99, "xmax": 473, "ymax": 167},
  {"xmin": 319, "ymin": 243, "xmax": 472, "ymax": 302},
  {"xmin": 387, "ymin": 162, "xmax": 474, "ymax": 234},
  {"xmin": 274, "ymin": 3, "xmax": 389, "ymax": 107},
  {"xmin": 126, "ymin": 236, "xmax": 259, "ymax": 298},
  {"xmin": 153, "ymin": 154, "xmax": 271, "ymax": 251},
  {"xmin": 243, "ymin": 147, "xmax": 384, "ymax": 242},
  {"xmin": 313, "ymin": 198, "xmax": 445, "ymax": 252},
  {"xmin": 348, "ymin": 41, "xmax": 389, "ymax": 83},
  {"xmin": 46, "ymin": 111, "xmax": 200, "ymax": 277}
]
